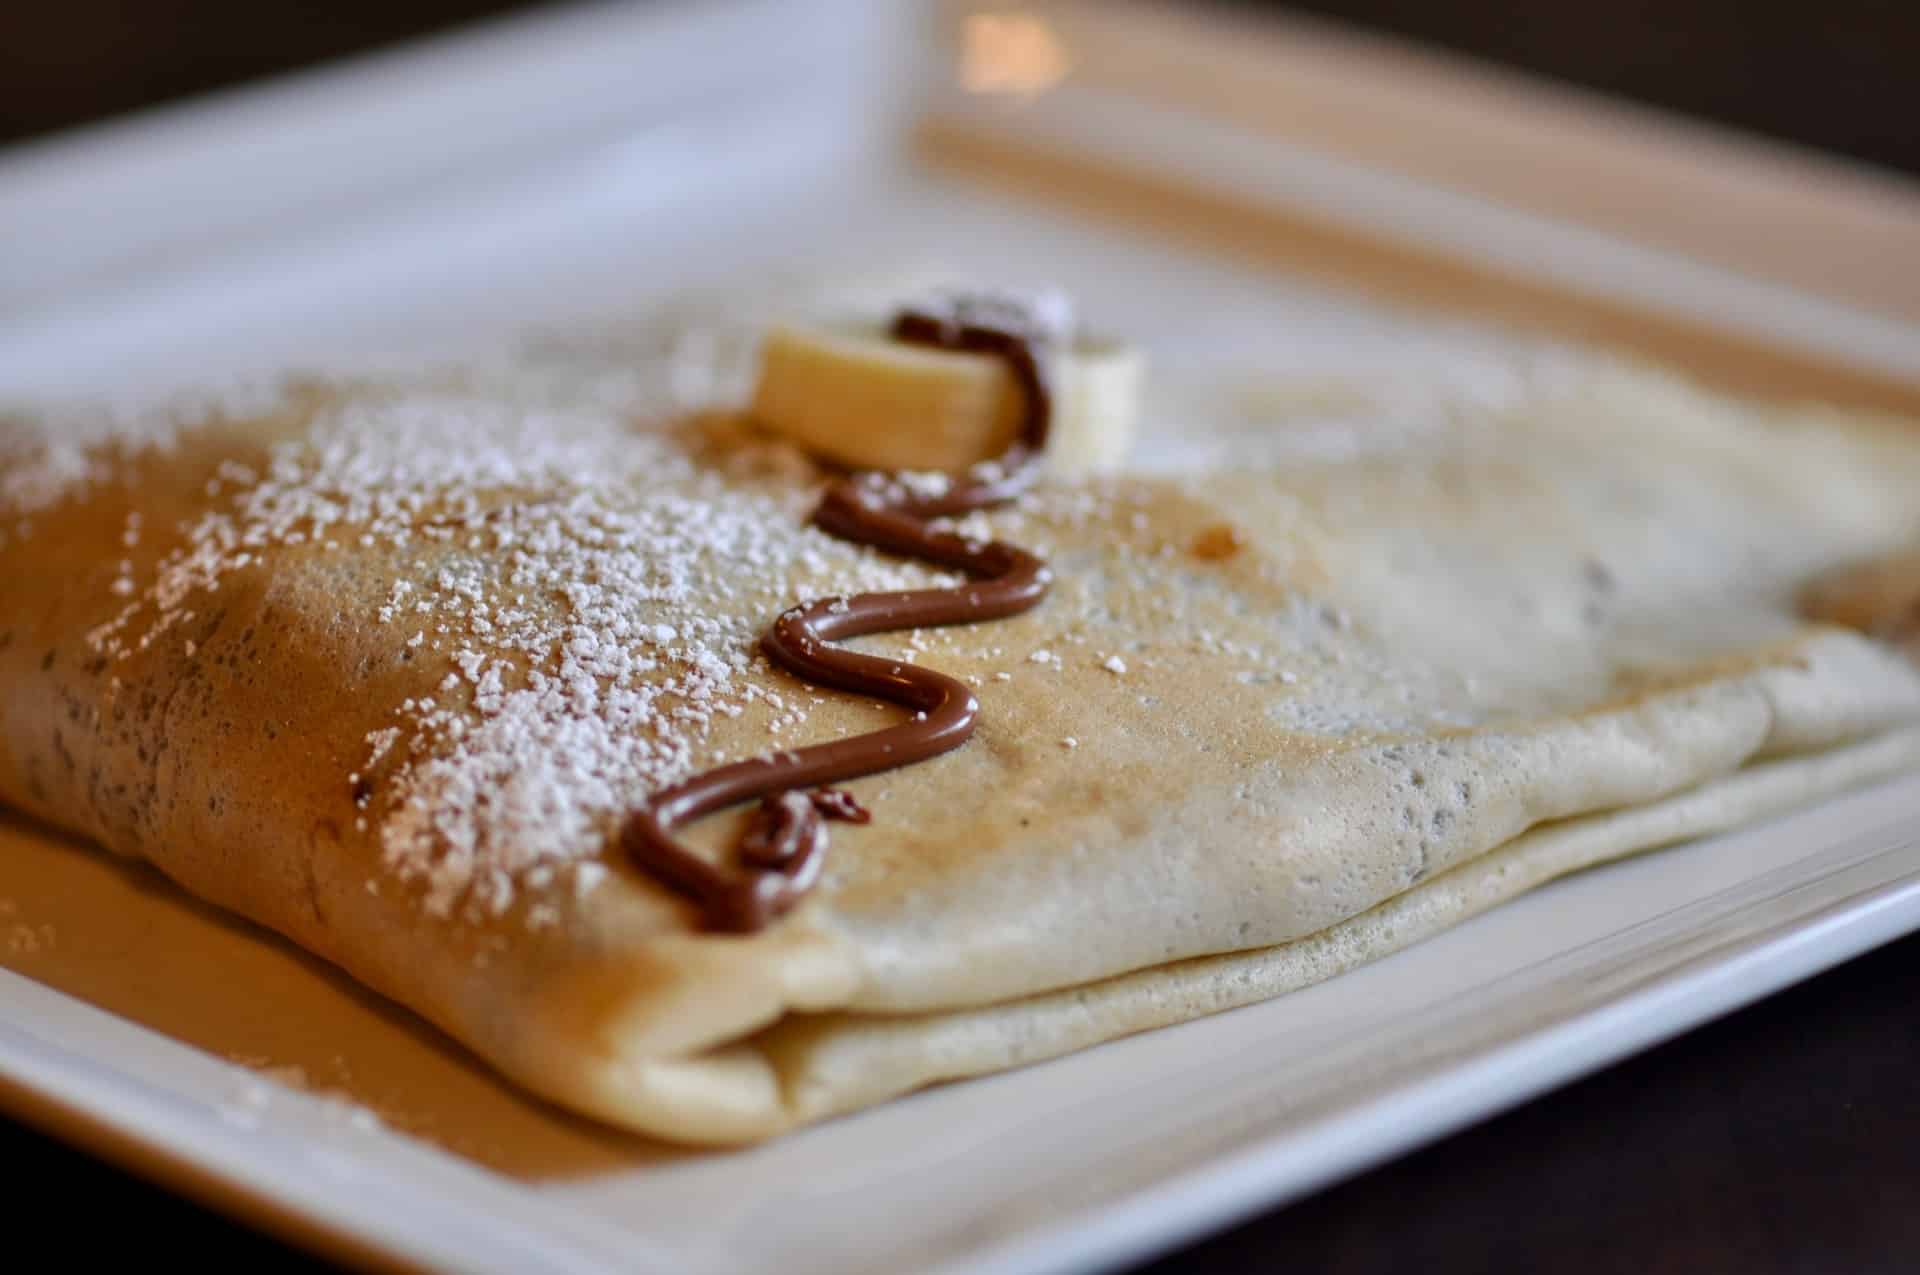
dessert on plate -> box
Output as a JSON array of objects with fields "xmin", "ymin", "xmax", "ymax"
[{"xmin": 3, "ymin": 286, "xmax": 1918, "ymax": 1144}]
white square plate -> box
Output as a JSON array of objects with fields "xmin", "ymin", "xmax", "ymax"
[{"xmin": 3, "ymin": 3, "xmax": 1918, "ymax": 1272}]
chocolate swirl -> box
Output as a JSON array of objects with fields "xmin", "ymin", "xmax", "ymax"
[{"xmin": 622, "ymin": 299, "xmax": 1061, "ymax": 931}]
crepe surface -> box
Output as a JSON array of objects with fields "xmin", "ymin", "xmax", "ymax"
[{"xmin": 3, "ymin": 314, "xmax": 1919, "ymax": 1143}]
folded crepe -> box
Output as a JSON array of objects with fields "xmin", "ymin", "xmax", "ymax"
[{"xmin": 3, "ymin": 328, "xmax": 1919, "ymax": 1145}]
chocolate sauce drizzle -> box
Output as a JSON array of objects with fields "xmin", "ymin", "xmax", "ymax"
[{"xmin": 622, "ymin": 298, "xmax": 1061, "ymax": 931}]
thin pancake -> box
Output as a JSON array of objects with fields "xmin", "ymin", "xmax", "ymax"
[{"xmin": 3, "ymin": 340, "xmax": 1918, "ymax": 1144}]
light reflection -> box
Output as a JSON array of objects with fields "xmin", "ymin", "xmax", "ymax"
[{"xmin": 960, "ymin": 12, "xmax": 1071, "ymax": 99}]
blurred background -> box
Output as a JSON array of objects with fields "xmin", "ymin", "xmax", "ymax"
[{"xmin": 3, "ymin": 0, "xmax": 1917, "ymax": 176}]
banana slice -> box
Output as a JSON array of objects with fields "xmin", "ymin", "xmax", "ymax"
[{"xmin": 749, "ymin": 322, "xmax": 1141, "ymax": 475}]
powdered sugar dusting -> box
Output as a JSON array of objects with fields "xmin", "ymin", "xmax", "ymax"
[
  {"xmin": 1, "ymin": 376, "xmax": 293, "ymax": 521},
  {"xmin": 6, "ymin": 289, "xmax": 1641, "ymax": 924},
  {"xmin": 65, "ymin": 364, "xmax": 958, "ymax": 921}
]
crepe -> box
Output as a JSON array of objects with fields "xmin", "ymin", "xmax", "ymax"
[{"xmin": 4, "ymin": 330, "xmax": 1919, "ymax": 1145}]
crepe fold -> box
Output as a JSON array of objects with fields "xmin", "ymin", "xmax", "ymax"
[{"xmin": 3, "ymin": 353, "xmax": 1919, "ymax": 1144}]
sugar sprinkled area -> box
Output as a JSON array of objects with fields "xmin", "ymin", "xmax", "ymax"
[
  {"xmin": 338, "ymin": 395, "xmax": 961, "ymax": 918},
  {"xmin": 22, "ymin": 358, "xmax": 962, "ymax": 921},
  {"xmin": 1, "ymin": 290, "xmax": 1621, "ymax": 925},
  {"xmin": 0, "ymin": 376, "xmax": 293, "ymax": 534}
]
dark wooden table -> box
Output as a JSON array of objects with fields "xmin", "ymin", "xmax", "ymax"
[
  {"xmin": 5, "ymin": 929, "xmax": 1918, "ymax": 1271},
  {"xmin": 6, "ymin": 1, "xmax": 1917, "ymax": 177}
]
